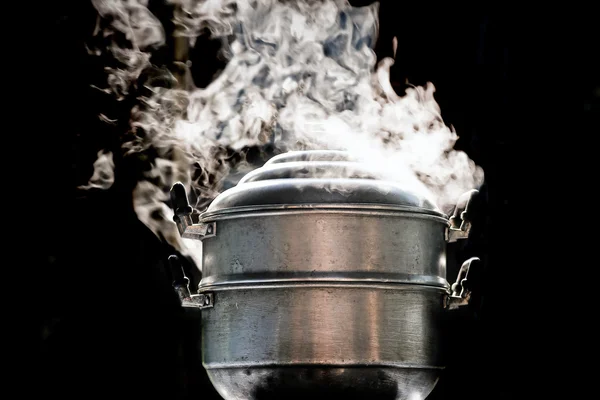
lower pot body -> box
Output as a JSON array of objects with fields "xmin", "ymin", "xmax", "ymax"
[
  {"xmin": 208, "ymin": 366, "xmax": 440, "ymax": 400},
  {"xmin": 200, "ymin": 284, "xmax": 448, "ymax": 400}
]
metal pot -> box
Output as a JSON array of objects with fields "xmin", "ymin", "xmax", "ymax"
[{"xmin": 170, "ymin": 150, "xmax": 479, "ymax": 400}]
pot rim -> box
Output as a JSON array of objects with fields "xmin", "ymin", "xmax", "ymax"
[
  {"xmin": 200, "ymin": 203, "xmax": 449, "ymax": 223},
  {"xmin": 197, "ymin": 281, "xmax": 452, "ymax": 292}
]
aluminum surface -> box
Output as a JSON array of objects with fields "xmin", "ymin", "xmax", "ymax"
[
  {"xmin": 204, "ymin": 150, "xmax": 444, "ymax": 214},
  {"xmin": 200, "ymin": 284, "xmax": 446, "ymax": 400},
  {"xmin": 205, "ymin": 178, "xmax": 442, "ymax": 214},
  {"xmin": 207, "ymin": 367, "xmax": 440, "ymax": 400},
  {"xmin": 199, "ymin": 211, "xmax": 448, "ymax": 288}
]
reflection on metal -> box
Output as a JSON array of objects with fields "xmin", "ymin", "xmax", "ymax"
[{"xmin": 201, "ymin": 285, "xmax": 445, "ymax": 400}]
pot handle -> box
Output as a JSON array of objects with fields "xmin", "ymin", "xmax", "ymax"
[
  {"xmin": 446, "ymin": 189, "xmax": 479, "ymax": 243},
  {"xmin": 446, "ymin": 257, "xmax": 479, "ymax": 310},
  {"xmin": 170, "ymin": 182, "xmax": 216, "ymax": 240},
  {"xmin": 168, "ymin": 254, "xmax": 214, "ymax": 309}
]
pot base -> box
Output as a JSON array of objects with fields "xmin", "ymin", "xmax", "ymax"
[{"xmin": 207, "ymin": 366, "xmax": 440, "ymax": 400}]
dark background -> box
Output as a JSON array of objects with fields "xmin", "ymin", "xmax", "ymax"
[{"xmin": 35, "ymin": 1, "xmax": 580, "ymax": 399}]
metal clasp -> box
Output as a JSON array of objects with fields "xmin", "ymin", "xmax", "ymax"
[
  {"xmin": 170, "ymin": 182, "xmax": 216, "ymax": 240},
  {"xmin": 168, "ymin": 254, "xmax": 214, "ymax": 310},
  {"xmin": 446, "ymin": 189, "xmax": 478, "ymax": 243},
  {"xmin": 446, "ymin": 257, "xmax": 479, "ymax": 310},
  {"xmin": 181, "ymin": 221, "xmax": 216, "ymax": 240},
  {"xmin": 183, "ymin": 293, "xmax": 214, "ymax": 310}
]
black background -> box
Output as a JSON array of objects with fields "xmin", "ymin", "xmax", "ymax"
[{"xmin": 35, "ymin": 1, "xmax": 583, "ymax": 399}]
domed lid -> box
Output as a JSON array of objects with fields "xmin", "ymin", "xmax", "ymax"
[{"xmin": 202, "ymin": 150, "xmax": 445, "ymax": 218}]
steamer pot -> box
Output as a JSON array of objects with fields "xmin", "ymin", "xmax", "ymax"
[{"xmin": 170, "ymin": 150, "xmax": 479, "ymax": 400}]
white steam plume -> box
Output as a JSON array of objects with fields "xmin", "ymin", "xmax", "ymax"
[
  {"xmin": 78, "ymin": 150, "xmax": 115, "ymax": 190},
  {"xmin": 84, "ymin": 0, "xmax": 484, "ymax": 262},
  {"xmin": 90, "ymin": 0, "xmax": 165, "ymax": 99}
]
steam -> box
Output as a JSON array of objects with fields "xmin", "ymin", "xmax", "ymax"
[
  {"xmin": 90, "ymin": 0, "xmax": 165, "ymax": 99},
  {"xmin": 84, "ymin": 0, "xmax": 484, "ymax": 259},
  {"xmin": 79, "ymin": 151, "xmax": 115, "ymax": 190}
]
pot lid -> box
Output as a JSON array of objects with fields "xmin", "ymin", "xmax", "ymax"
[{"xmin": 203, "ymin": 150, "xmax": 444, "ymax": 216}]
